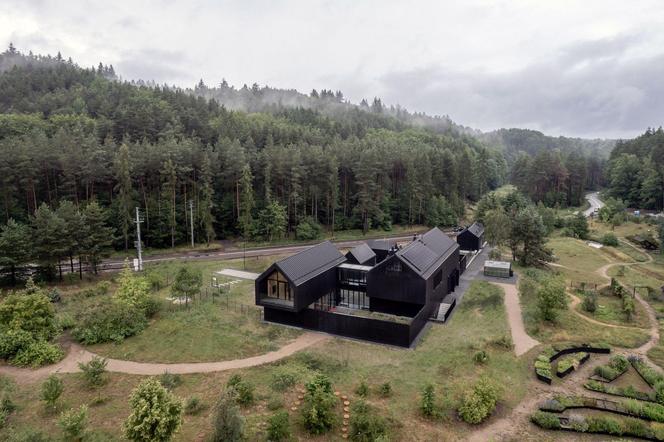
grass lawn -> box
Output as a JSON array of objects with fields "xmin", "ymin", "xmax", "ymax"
[
  {"xmin": 573, "ymin": 289, "xmax": 650, "ymax": 329},
  {"xmin": 0, "ymin": 281, "xmax": 530, "ymax": 441},
  {"xmin": 548, "ymin": 236, "xmax": 614, "ymax": 275}
]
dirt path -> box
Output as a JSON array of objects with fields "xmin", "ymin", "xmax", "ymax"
[
  {"xmin": 493, "ymin": 282, "xmax": 540, "ymax": 356},
  {"xmin": 0, "ymin": 332, "xmax": 329, "ymax": 383}
]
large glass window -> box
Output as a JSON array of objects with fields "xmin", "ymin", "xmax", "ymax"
[
  {"xmin": 339, "ymin": 288, "xmax": 369, "ymax": 310},
  {"xmin": 338, "ymin": 268, "xmax": 367, "ymax": 287},
  {"xmin": 266, "ymin": 270, "xmax": 291, "ymax": 302},
  {"xmin": 310, "ymin": 291, "xmax": 335, "ymax": 311}
]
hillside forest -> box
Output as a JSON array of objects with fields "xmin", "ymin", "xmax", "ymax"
[{"xmin": 0, "ymin": 45, "xmax": 649, "ymax": 282}]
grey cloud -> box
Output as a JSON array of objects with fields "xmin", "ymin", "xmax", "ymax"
[{"xmin": 115, "ymin": 48, "xmax": 194, "ymax": 84}]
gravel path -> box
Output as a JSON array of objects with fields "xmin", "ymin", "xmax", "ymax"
[
  {"xmin": 0, "ymin": 332, "xmax": 329, "ymax": 383},
  {"xmin": 494, "ymin": 282, "xmax": 540, "ymax": 357}
]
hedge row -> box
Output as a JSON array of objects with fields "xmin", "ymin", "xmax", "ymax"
[
  {"xmin": 591, "ymin": 355, "xmax": 630, "ymax": 382},
  {"xmin": 534, "ymin": 343, "xmax": 611, "ymax": 384},
  {"xmin": 540, "ymin": 395, "xmax": 664, "ymax": 423},
  {"xmin": 557, "ymin": 352, "xmax": 589, "ymax": 378},
  {"xmin": 531, "ymin": 411, "xmax": 664, "ymax": 441},
  {"xmin": 585, "ymin": 379, "xmax": 654, "ymax": 402},
  {"xmin": 631, "ymin": 356, "xmax": 664, "ymax": 388}
]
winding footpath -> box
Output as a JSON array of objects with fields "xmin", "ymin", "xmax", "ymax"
[{"xmin": 0, "ymin": 332, "xmax": 329, "ymax": 383}]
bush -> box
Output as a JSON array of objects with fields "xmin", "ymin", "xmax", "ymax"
[
  {"xmin": 420, "ymin": 384, "xmax": 438, "ymax": 418},
  {"xmin": 78, "ymin": 356, "xmax": 108, "ymax": 389},
  {"xmin": 536, "ymin": 276, "xmax": 567, "ymax": 322},
  {"xmin": 58, "ymin": 406, "xmax": 88, "ymax": 441},
  {"xmin": 184, "ymin": 396, "xmax": 204, "ymax": 415},
  {"xmin": 123, "ymin": 378, "xmax": 183, "ymax": 442},
  {"xmin": 71, "ymin": 298, "xmax": 147, "ymax": 345},
  {"xmin": 267, "ymin": 395, "xmax": 283, "ymax": 411},
  {"xmin": 458, "ymin": 378, "xmax": 500, "ymax": 424},
  {"xmin": 586, "ymin": 415, "xmax": 623, "ymax": 435},
  {"xmin": 267, "ymin": 410, "xmax": 291, "ymax": 442},
  {"xmin": 602, "ymin": 233, "xmax": 619, "ymax": 247},
  {"xmin": 0, "ymin": 328, "xmax": 34, "ymax": 360},
  {"xmin": 159, "ymin": 372, "xmax": 183, "ymax": 390},
  {"xmin": 301, "ymin": 375, "xmax": 336, "ymax": 434},
  {"xmin": 295, "ymin": 217, "xmax": 323, "ymax": 241},
  {"xmin": 0, "ymin": 292, "xmax": 58, "ymax": 341},
  {"xmin": 212, "ymin": 389, "xmax": 243, "ymax": 442},
  {"xmin": 270, "ymin": 365, "xmax": 302, "ymax": 392},
  {"xmin": 11, "ymin": 341, "xmax": 63, "ymax": 367},
  {"xmin": 355, "ymin": 381, "xmax": 369, "ymax": 398},
  {"xmin": 473, "ymin": 350, "xmax": 488, "ymax": 364},
  {"xmin": 379, "ymin": 382, "xmax": 392, "ymax": 398},
  {"xmin": 582, "ymin": 291, "xmax": 597, "ymax": 313},
  {"xmin": 348, "ymin": 400, "xmax": 389, "ymax": 442},
  {"xmin": 226, "ymin": 375, "xmax": 254, "ymax": 406},
  {"xmin": 40, "ymin": 375, "xmax": 63, "ymax": 411}
]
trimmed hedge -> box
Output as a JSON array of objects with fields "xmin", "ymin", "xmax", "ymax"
[
  {"xmin": 556, "ymin": 352, "xmax": 589, "ymax": 378},
  {"xmin": 534, "ymin": 343, "xmax": 610, "ymax": 384}
]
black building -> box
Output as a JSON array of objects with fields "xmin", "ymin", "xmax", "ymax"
[
  {"xmin": 365, "ymin": 239, "xmax": 396, "ymax": 263},
  {"xmin": 457, "ymin": 222, "xmax": 485, "ymax": 251},
  {"xmin": 255, "ymin": 228, "xmax": 461, "ymax": 347},
  {"xmin": 345, "ymin": 243, "xmax": 376, "ymax": 266}
]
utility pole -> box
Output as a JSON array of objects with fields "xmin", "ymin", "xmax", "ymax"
[
  {"xmin": 189, "ymin": 200, "xmax": 195, "ymax": 248},
  {"xmin": 134, "ymin": 207, "xmax": 143, "ymax": 271}
]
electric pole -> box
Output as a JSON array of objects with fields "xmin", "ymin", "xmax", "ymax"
[
  {"xmin": 189, "ymin": 200, "xmax": 195, "ymax": 248},
  {"xmin": 134, "ymin": 207, "xmax": 144, "ymax": 271}
]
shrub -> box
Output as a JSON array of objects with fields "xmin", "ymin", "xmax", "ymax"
[
  {"xmin": 71, "ymin": 298, "xmax": 147, "ymax": 345},
  {"xmin": 266, "ymin": 410, "xmax": 291, "ymax": 442},
  {"xmin": 489, "ymin": 335, "xmax": 513, "ymax": 350},
  {"xmin": 531, "ymin": 411, "xmax": 561, "ymax": 429},
  {"xmin": 295, "ymin": 217, "xmax": 323, "ymax": 240},
  {"xmin": 226, "ymin": 375, "xmax": 254, "ymax": 406},
  {"xmin": 58, "ymin": 405, "xmax": 88, "ymax": 441},
  {"xmin": 0, "ymin": 292, "xmax": 58, "ymax": 341},
  {"xmin": 473, "ymin": 350, "xmax": 488, "ymax": 364},
  {"xmin": 655, "ymin": 382, "xmax": 664, "ymax": 405},
  {"xmin": 159, "ymin": 372, "xmax": 183, "ymax": 390},
  {"xmin": 458, "ymin": 378, "xmax": 500, "ymax": 424},
  {"xmin": 420, "ymin": 384, "xmax": 438, "ymax": 418},
  {"xmin": 78, "ymin": 356, "xmax": 108, "ymax": 389},
  {"xmin": 270, "ymin": 365, "xmax": 302, "ymax": 392},
  {"xmin": 301, "ymin": 375, "xmax": 336, "ymax": 434},
  {"xmin": 123, "ymin": 378, "xmax": 183, "ymax": 442},
  {"xmin": 212, "ymin": 389, "xmax": 243, "ymax": 442},
  {"xmin": 379, "ymin": 382, "xmax": 392, "ymax": 398},
  {"xmin": 114, "ymin": 264, "xmax": 152, "ymax": 313},
  {"xmin": 582, "ymin": 292, "xmax": 597, "ymax": 313},
  {"xmin": 536, "ymin": 276, "xmax": 567, "ymax": 322},
  {"xmin": 594, "ymin": 365, "xmax": 620, "ymax": 381},
  {"xmin": 184, "ymin": 396, "xmax": 204, "ymax": 415},
  {"xmin": 267, "ymin": 395, "xmax": 283, "ymax": 411},
  {"xmin": 40, "ymin": 375, "xmax": 64, "ymax": 411},
  {"xmin": 355, "ymin": 381, "xmax": 369, "ymax": 397},
  {"xmin": 0, "ymin": 328, "xmax": 34, "ymax": 360},
  {"xmin": 602, "ymin": 233, "xmax": 619, "ymax": 247},
  {"xmin": 586, "ymin": 415, "xmax": 623, "ymax": 435},
  {"xmin": 12, "ymin": 341, "xmax": 63, "ymax": 368},
  {"xmin": 349, "ymin": 400, "xmax": 389, "ymax": 442}
]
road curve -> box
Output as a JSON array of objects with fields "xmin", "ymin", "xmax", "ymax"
[{"xmin": 584, "ymin": 191, "xmax": 604, "ymax": 217}]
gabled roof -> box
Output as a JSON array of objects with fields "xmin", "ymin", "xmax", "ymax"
[
  {"xmin": 396, "ymin": 227, "xmax": 459, "ymax": 278},
  {"xmin": 366, "ymin": 238, "xmax": 395, "ymax": 251},
  {"xmin": 346, "ymin": 243, "xmax": 376, "ymax": 265},
  {"xmin": 464, "ymin": 222, "xmax": 484, "ymax": 238},
  {"xmin": 275, "ymin": 241, "xmax": 346, "ymax": 286}
]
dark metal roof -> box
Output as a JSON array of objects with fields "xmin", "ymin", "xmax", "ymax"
[
  {"xmin": 347, "ymin": 243, "xmax": 376, "ymax": 265},
  {"xmin": 275, "ymin": 241, "xmax": 346, "ymax": 286},
  {"xmin": 366, "ymin": 238, "xmax": 395, "ymax": 251},
  {"xmin": 464, "ymin": 222, "xmax": 484, "ymax": 238},
  {"xmin": 396, "ymin": 227, "xmax": 459, "ymax": 278}
]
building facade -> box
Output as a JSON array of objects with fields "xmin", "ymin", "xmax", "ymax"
[
  {"xmin": 457, "ymin": 222, "xmax": 485, "ymax": 251},
  {"xmin": 255, "ymin": 228, "xmax": 461, "ymax": 347}
]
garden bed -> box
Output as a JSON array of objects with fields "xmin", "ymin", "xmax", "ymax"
[
  {"xmin": 590, "ymin": 355, "xmax": 630, "ymax": 382},
  {"xmin": 539, "ymin": 395, "xmax": 664, "ymax": 423},
  {"xmin": 534, "ymin": 343, "xmax": 611, "ymax": 384}
]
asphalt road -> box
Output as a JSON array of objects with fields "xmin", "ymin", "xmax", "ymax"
[{"xmin": 583, "ymin": 191, "xmax": 604, "ymax": 217}]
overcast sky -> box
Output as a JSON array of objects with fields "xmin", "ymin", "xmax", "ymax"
[{"xmin": 1, "ymin": 0, "xmax": 663, "ymax": 139}]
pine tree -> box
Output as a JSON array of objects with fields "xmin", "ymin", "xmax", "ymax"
[
  {"xmin": 82, "ymin": 201, "xmax": 114, "ymax": 274},
  {"xmin": 238, "ymin": 164, "xmax": 254, "ymax": 239},
  {"xmin": 56, "ymin": 200, "xmax": 85, "ymax": 276},
  {"xmin": 32, "ymin": 203, "xmax": 68, "ymax": 280},
  {"xmin": 199, "ymin": 153, "xmax": 215, "ymax": 245},
  {"xmin": 161, "ymin": 158, "xmax": 178, "ymax": 248},
  {"xmin": 0, "ymin": 219, "xmax": 32, "ymax": 285},
  {"xmin": 114, "ymin": 144, "xmax": 134, "ymax": 251}
]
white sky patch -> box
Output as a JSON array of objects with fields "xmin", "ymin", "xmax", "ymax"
[{"xmin": 1, "ymin": 0, "xmax": 663, "ymax": 138}]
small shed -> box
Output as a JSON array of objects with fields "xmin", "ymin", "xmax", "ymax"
[
  {"xmin": 484, "ymin": 260, "xmax": 512, "ymax": 278},
  {"xmin": 457, "ymin": 222, "xmax": 484, "ymax": 251}
]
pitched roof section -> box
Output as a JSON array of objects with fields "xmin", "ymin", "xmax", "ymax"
[
  {"xmin": 396, "ymin": 228, "xmax": 459, "ymax": 278},
  {"xmin": 466, "ymin": 222, "xmax": 484, "ymax": 238},
  {"xmin": 347, "ymin": 243, "xmax": 376, "ymax": 265},
  {"xmin": 276, "ymin": 241, "xmax": 346, "ymax": 286},
  {"xmin": 366, "ymin": 238, "xmax": 395, "ymax": 251}
]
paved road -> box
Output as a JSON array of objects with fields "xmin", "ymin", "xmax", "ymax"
[{"xmin": 584, "ymin": 191, "xmax": 604, "ymax": 217}]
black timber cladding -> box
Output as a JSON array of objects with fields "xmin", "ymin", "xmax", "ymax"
[
  {"xmin": 397, "ymin": 227, "xmax": 459, "ymax": 278},
  {"xmin": 345, "ymin": 243, "xmax": 376, "ymax": 265},
  {"xmin": 275, "ymin": 241, "xmax": 346, "ymax": 286},
  {"xmin": 466, "ymin": 222, "xmax": 484, "ymax": 237},
  {"xmin": 457, "ymin": 222, "xmax": 484, "ymax": 251}
]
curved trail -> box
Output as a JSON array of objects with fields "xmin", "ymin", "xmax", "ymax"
[{"xmin": 0, "ymin": 332, "xmax": 329, "ymax": 383}]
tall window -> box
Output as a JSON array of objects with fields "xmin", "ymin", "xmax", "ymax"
[
  {"xmin": 338, "ymin": 268, "xmax": 367, "ymax": 287},
  {"xmin": 266, "ymin": 270, "xmax": 291, "ymax": 302}
]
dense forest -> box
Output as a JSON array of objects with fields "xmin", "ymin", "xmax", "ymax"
[
  {"xmin": 0, "ymin": 45, "xmax": 615, "ymax": 281},
  {"xmin": 605, "ymin": 127, "xmax": 664, "ymax": 210}
]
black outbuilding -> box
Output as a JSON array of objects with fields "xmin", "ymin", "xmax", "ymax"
[
  {"xmin": 366, "ymin": 239, "xmax": 396, "ymax": 263},
  {"xmin": 345, "ymin": 243, "xmax": 376, "ymax": 266},
  {"xmin": 457, "ymin": 222, "xmax": 484, "ymax": 251}
]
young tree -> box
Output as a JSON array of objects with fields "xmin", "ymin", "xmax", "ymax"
[
  {"xmin": 123, "ymin": 378, "xmax": 183, "ymax": 442},
  {"xmin": 82, "ymin": 201, "xmax": 114, "ymax": 274},
  {"xmin": 212, "ymin": 389, "xmax": 244, "ymax": 442},
  {"xmin": 114, "ymin": 261, "xmax": 151, "ymax": 312},
  {"xmin": 78, "ymin": 356, "xmax": 108, "ymax": 389},
  {"xmin": 0, "ymin": 219, "xmax": 32, "ymax": 285},
  {"xmin": 567, "ymin": 213, "xmax": 589, "ymax": 239},
  {"xmin": 58, "ymin": 405, "xmax": 88, "ymax": 441},
  {"xmin": 256, "ymin": 201, "xmax": 287, "ymax": 241},
  {"xmin": 171, "ymin": 267, "xmax": 202, "ymax": 306},
  {"xmin": 484, "ymin": 208, "xmax": 510, "ymax": 247},
  {"xmin": 41, "ymin": 374, "xmax": 64, "ymax": 411},
  {"xmin": 536, "ymin": 276, "xmax": 568, "ymax": 321}
]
